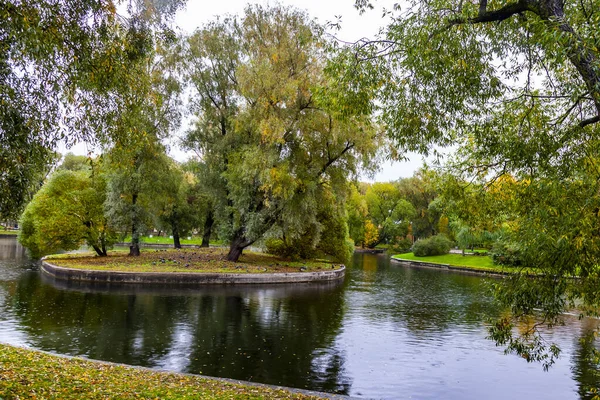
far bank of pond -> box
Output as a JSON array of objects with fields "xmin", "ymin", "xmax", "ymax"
[
  {"xmin": 392, "ymin": 252, "xmax": 520, "ymax": 276},
  {"xmin": 1, "ymin": 236, "xmax": 599, "ymax": 399}
]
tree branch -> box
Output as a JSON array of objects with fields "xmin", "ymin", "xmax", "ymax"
[{"xmin": 448, "ymin": 0, "xmax": 530, "ymax": 25}]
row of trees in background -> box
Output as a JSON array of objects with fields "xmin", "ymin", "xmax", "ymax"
[{"xmin": 347, "ymin": 168, "xmax": 441, "ymax": 251}]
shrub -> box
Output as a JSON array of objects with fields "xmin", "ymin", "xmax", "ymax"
[
  {"xmin": 389, "ymin": 237, "xmax": 413, "ymax": 254},
  {"xmin": 490, "ymin": 241, "xmax": 522, "ymax": 266},
  {"xmin": 412, "ymin": 234, "xmax": 453, "ymax": 256}
]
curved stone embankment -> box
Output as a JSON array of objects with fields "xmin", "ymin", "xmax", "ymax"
[
  {"xmin": 353, "ymin": 248, "xmax": 385, "ymax": 254},
  {"xmin": 390, "ymin": 257, "xmax": 508, "ymax": 278},
  {"xmin": 41, "ymin": 260, "xmax": 345, "ymax": 285}
]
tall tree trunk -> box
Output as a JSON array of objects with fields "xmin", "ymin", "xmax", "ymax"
[
  {"xmin": 227, "ymin": 230, "xmax": 253, "ymax": 262},
  {"xmin": 172, "ymin": 225, "xmax": 181, "ymax": 249},
  {"xmin": 201, "ymin": 209, "xmax": 214, "ymax": 248},
  {"xmin": 129, "ymin": 193, "xmax": 140, "ymax": 256}
]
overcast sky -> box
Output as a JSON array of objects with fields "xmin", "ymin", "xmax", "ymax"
[{"xmin": 63, "ymin": 0, "xmax": 436, "ymax": 182}]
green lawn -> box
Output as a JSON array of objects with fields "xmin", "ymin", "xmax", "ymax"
[
  {"xmin": 0, "ymin": 229, "xmax": 19, "ymax": 235},
  {"xmin": 392, "ymin": 252, "xmax": 499, "ymax": 271},
  {"xmin": 0, "ymin": 344, "xmax": 323, "ymax": 399}
]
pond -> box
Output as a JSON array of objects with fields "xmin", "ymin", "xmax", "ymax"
[{"xmin": 1, "ymin": 236, "xmax": 599, "ymax": 399}]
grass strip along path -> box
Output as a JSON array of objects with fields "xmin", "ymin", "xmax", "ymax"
[
  {"xmin": 0, "ymin": 344, "xmax": 327, "ymax": 400},
  {"xmin": 46, "ymin": 248, "xmax": 341, "ymax": 274}
]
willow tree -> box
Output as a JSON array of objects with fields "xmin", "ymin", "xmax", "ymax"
[
  {"xmin": 102, "ymin": 24, "xmax": 182, "ymax": 256},
  {"xmin": 19, "ymin": 158, "xmax": 116, "ymax": 258},
  {"xmin": 0, "ymin": 0, "xmax": 184, "ymax": 220},
  {"xmin": 346, "ymin": 0, "xmax": 600, "ymax": 367},
  {"xmin": 184, "ymin": 5, "xmax": 380, "ymax": 262}
]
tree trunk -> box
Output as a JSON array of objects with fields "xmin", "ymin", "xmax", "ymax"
[
  {"xmin": 129, "ymin": 193, "xmax": 140, "ymax": 256},
  {"xmin": 227, "ymin": 232, "xmax": 251, "ymax": 262},
  {"xmin": 129, "ymin": 244, "xmax": 140, "ymax": 256},
  {"xmin": 201, "ymin": 210, "xmax": 214, "ymax": 248},
  {"xmin": 91, "ymin": 244, "xmax": 107, "ymax": 257},
  {"xmin": 173, "ymin": 227, "xmax": 181, "ymax": 249},
  {"xmin": 227, "ymin": 242, "xmax": 244, "ymax": 262}
]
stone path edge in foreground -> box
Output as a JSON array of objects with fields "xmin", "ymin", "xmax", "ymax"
[{"xmin": 41, "ymin": 259, "xmax": 345, "ymax": 285}]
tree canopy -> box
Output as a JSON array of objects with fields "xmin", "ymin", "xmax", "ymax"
[
  {"xmin": 19, "ymin": 157, "xmax": 116, "ymax": 257},
  {"xmin": 0, "ymin": 0, "xmax": 183, "ymax": 220},
  {"xmin": 347, "ymin": 0, "xmax": 600, "ymax": 367},
  {"xmin": 184, "ymin": 5, "xmax": 381, "ymax": 261}
]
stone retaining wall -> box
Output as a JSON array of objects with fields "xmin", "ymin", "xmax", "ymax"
[
  {"xmin": 390, "ymin": 257, "xmax": 509, "ymax": 277},
  {"xmin": 41, "ymin": 260, "xmax": 345, "ymax": 285}
]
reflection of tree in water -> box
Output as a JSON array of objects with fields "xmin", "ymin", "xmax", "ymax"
[
  {"xmin": 571, "ymin": 319, "xmax": 600, "ymax": 400},
  {"xmin": 352, "ymin": 254, "xmax": 498, "ymax": 336},
  {"xmin": 0, "ymin": 238, "xmax": 27, "ymax": 262},
  {"xmin": 9, "ymin": 273, "xmax": 351, "ymax": 394}
]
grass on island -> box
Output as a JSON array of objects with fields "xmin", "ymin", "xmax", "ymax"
[
  {"xmin": 122, "ymin": 235, "xmax": 225, "ymax": 246},
  {"xmin": 0, "ymin": 344, "xmax": 324, "ymax": 400},
  {"xmin": 46, "ymin": 247, "xmax": 341, "ymax": 274},
  {"xmin": 392, "ymin": 252, "xmax": 500, "ymax": 271},
  {"xmin": 0, "ymin": 229, "xmax": 19, "ymax": 235}
]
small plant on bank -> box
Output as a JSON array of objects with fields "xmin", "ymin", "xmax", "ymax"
[
  {"xmin": 412, "ymin": 234, "xmax": 453, "ymax": 256},
  {"xmin": 490, "ymin": 240, "xmax": 522, "ymax": 266}
]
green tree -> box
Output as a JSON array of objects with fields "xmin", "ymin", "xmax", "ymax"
[
  {"xmin": 265, "ymin": 186, "xmax": 354, "ymax": 263},
  {"xmin": 180, "ymin": 159, "xmax": 219, "ymax": 248},
  {"xmin": 1, "ymin": 0, "xmax": 184, "ymax": 219},
  {"xmin": 346, "ymin": 183, "xmax": 369, "ymax": 247},
  {"xmin": 103, "ymin": 27, "xmax": 183, "ymax": 256},
  {"xmin": 365, "ymin": 182, "xmax": 415, "ymax": 248},
  {"xmin": 153, "ymin": 161, "xmax": 206, "ymax": 249},
  {"xmin": 184, "ymin": 5, "xmax": 380, "ymax": 262},
  {"xmin": 19, "ymin": 159, "xmax": 116, "ymax": 258},
  {"xmin": 57, "ymin": 153, "xmax": 91, "ymax": 172},
  {"xmin": 397, "ymin": 168, "xmax": 440, "ymax": 240},
  {"xmin": 345, "ymin": 0, "xmax": 600, "ymax": 366},
  {"xmin": 104, "ymin": 138, "xmax": 171, "ymax": 256}
]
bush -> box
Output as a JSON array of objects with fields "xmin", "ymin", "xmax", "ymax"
[
  {"xmin": 389, "ymin": 237, "xmax": 413, "ymax": 254},
  {"xmin": 412, "ymin": 234, "xmax": 453, "ymax": 256},
  {"xmin": 490, "ymin": 241, "xmax": 522, "ymax": 266}
]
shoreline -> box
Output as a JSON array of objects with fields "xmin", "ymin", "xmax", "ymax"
[
  {"xmin": 390, "ymin": 256, "xmax": 510, "ymax": 277},
  {"xmin": 41, "ymin": 259, "xmax": 346, "ymax": 285}
]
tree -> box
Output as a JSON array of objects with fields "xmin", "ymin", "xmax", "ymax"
[
  {"xmin": 57, "ymin": 153, "xmax": 92, "ymax": 172},
  {"xmin": 184, "ymin": 5, "xmax": 380, "ymax": 262},
  {"xmin": 102, "ymin": 26, "xmax": 183, "ymax": 256},
  {"xmin": 350, "ymin": 0, "xmax": 600, "ymax": 159},
  {"xmin": 265, "ymin": 186, "xmax": 355, "ymax": 263},
  {"xmin": 153, "ymin": 161, "xmax": 206, "ymax": 249},
  {"xmin": 365, "ymin": 182, "xmax": 415, "ymax": 248},
  {"xmin": 346, "ymin": 182, "xmax": 369, "ymax": 247},
  {"xmin": 180, "ymin": 159, "xmax": 218, "ymax": 248},
  {"xmin": 19, "ymin": 159, "xmax": 116, "ymax": 258},
  {"xmin": 104, "ymin": 138, "xmax": 171, "ymax": 256},
  {"xmin": 1, "ymin": 0, "xmax": 184, "ymax": 219},
  {"xmin": 345, "ymin": 0, "xmax": 600, "ymax": 366},
  {"xmin": 397, "ymin": 168, "xmax": 440, "ymax": 240}
]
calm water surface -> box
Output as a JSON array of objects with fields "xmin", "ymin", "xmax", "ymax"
[{"xmin": 1, "ymin": 237, "xmax": 599, "ymax": 399}]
